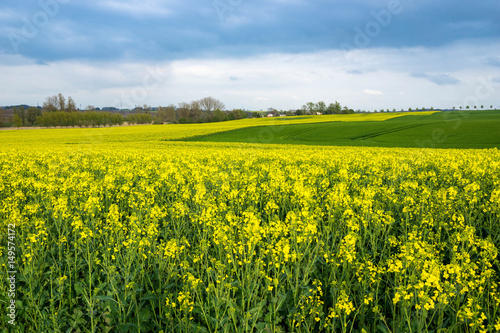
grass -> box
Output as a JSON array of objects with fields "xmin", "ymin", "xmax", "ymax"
[{"xmin": 185, "ymin": 110, "xmax": 500, "ymax": 149}]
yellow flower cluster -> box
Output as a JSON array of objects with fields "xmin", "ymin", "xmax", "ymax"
[{"xmin": 0, "ymin": 134, "xmax": 498, "ymax": 331}]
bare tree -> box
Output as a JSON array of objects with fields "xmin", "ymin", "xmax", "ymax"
[
  {"xmin": 43, "ymin": 95, "xmax": 58, "ymax": 112},
  {"xmin": 165, "ymin": 105, "xmax": 177, "ymax": 122},
  {"xmin": 57, "ymin": 93, "xmax": 66, "ymax": 111},
  {"xmin": 177, "ymin": 102, "xmax": 190, "ymax": 119},
  {"xmin": 67, "ymin": 96, "xmax": 77, "ymax": 112},
  {"xmin": 190, "ymin": 100, "xmax": 201, "ymax": 112},
  {"xmin": 198, "ymin": 97, "xmax": 225, "ymax": 112},
  {"xmin": 189, "ymin": 100, "xmax": 202, "ymax": 120},
  {"xmin": 156, "ymin": 105, "xmax": 177, "ymax": 123}
]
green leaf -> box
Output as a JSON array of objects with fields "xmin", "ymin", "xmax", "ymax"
[
  {"xmin": 140, "ymin": 294, "xmax": 157, "ymax": 301},
  {"xmin": 377, "ymin": 323, "xmax": 390, "ymax": 333},
  {"xmin": 74, "ymin": 282, "xmax": 85, "ymax": 296},
  {"xmin": 96, "ymin": 295, "xmax": 115, "ymax": 302},
  {"xmin": 138, "ymin": 308, "xmax": 151, "ymax": 322},
  {"xmin": 119, "ymin": 323, "xmax": 138, "ymax": 333}
]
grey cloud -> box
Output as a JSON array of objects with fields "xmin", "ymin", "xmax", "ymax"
[{"xmin": 0, "ymin": 0, "xmax": 499, "ymax": 63}]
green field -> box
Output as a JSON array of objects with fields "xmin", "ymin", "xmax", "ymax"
[{"xmin": 186, "ymin": 111, "xmax": 500, "ymax": 149}]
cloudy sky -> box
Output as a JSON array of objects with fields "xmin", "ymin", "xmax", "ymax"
[{"xmin": 1, "ymin": 0, "xmax": 499, "ymax": 111}]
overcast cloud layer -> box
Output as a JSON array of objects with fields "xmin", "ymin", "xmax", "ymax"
[{"xmin": 1, "ymin": 0, "xmax": 499, "ymax": 110}]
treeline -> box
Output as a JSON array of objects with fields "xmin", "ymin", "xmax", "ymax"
[
  {"xmin": 155, "ymin": 105, "xmax": 246, "ymax": 124},
  {"xmin": 152, "ymin": 97, "xmax": 247, "ymax": 124},
  {"xmin": 11, "ymin": 108, "xmax": 154, "ymax": 128},
  {"xmin": 0, "ymin": 107, "xmax": 5, "ymax": 127},
  {"xmin": 298, "ymin": 101, "xmax": 355, "ymax": 115},
  {"xmin": 27, "ymin": 94, "xmax": 240, "ymax": 126},
  {"xmin": 36, "ymin": 111, "xmax": 125, "ymax": 127},
  {"xmin": 126, "ymin": 113, "xmax": 154, "ymax": 125},
  {"xmin": 13, "ymin": 110, "xmax": 156, "ymax": 128},
  {"xmin": 8, "ymin": 94, "xmax": 156, "ymax": 127}
]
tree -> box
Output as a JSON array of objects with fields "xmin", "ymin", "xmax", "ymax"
[
  {"xmin": 230, "ymin": 109, "xmax": 246, "ymax": 120},
  {"xmin": 252, "ymin": 112, "xmax": 260, "ymax": 118},
  {"xmin": 26, "ymin": 107, "xmax": 41, "ymax": 126},
  {"xmin": 341, "ymin": 106, "xmax": 354, "ymax": 114},
  {"xmin": 57, "ymin": 93, "xmax": 66, "ymax": 111},
  {"xmin": 13, "ymin": 114, "xmax": 23, "ymax": 127},
  {"xmin": 189, "ymin": 100, "xmax": 202, "ymax": 121},
  {"xmin": 327, "ymin": 101, "xmax": 342, "ymax": 114},
  {"xmin": 156, "ymin": 105, "xmax": 177, "ymax": 123},
  {"xmin": 126, "ymin": 113, "xmax": 153, "ymax": 125},
  {"xmin": 43, "ymin": 95, "xmax": 58, "ymax": 112},
  {"xmin": 199, "ymin": 97, "xmax": 225, "ymax": 113},
  {"xmin": 316, "ymin": 101, "xmax": 326, "ymax": 114},
  {"xmin": 212, "ymin": 109, "xmax": 226, "ymax": 122},
  {"xmin": 0, "ymin": 107, "xmax": 4, "ymax": 127},
  {"xmin": 177, "ymin": 102, "xmax": 190, "ymax": 121},
  {"xmin": 66, "ymin": 96, "xmax": 77, "ymax": 112},
  {"xmin": 305, "ymin": 102, "xmax": 316, "ymax": 114},
  {"xmin": 165, "ymin": 105, "xmax": 177, "ymax": 122},
  {"xmin": 13, "ymin": 107, "xmax": 26, "ymax": 126},
  {"xmin": 156, "ymin": 106, "xmax": 168, "ymax": 123},
  {"xmin": 13, "ymin": 107, "xmax": 25, "ymax": 127}
]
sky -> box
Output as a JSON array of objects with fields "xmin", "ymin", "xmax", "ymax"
[{"xmin": 1, "ymin": 0, "xmax": 499, "ymax": 111}]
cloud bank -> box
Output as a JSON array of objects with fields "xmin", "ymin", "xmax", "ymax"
[{"xmin": 1, "ymin": 0, "xmax": 499, "ymax": 110}]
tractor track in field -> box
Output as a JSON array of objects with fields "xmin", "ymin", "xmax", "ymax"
[{"xmin": 350, "ymin": 122, "xmax": 436, "ymax": 141}]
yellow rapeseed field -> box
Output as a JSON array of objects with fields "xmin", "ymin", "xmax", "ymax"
[{"xmin": 1, "ymin": 116, "xmax": 499, "ymax": 332}]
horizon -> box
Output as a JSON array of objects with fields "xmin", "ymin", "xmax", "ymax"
[{"xmin": 2, "ymin": 103, "xmax": 498, "ymax": 113}]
